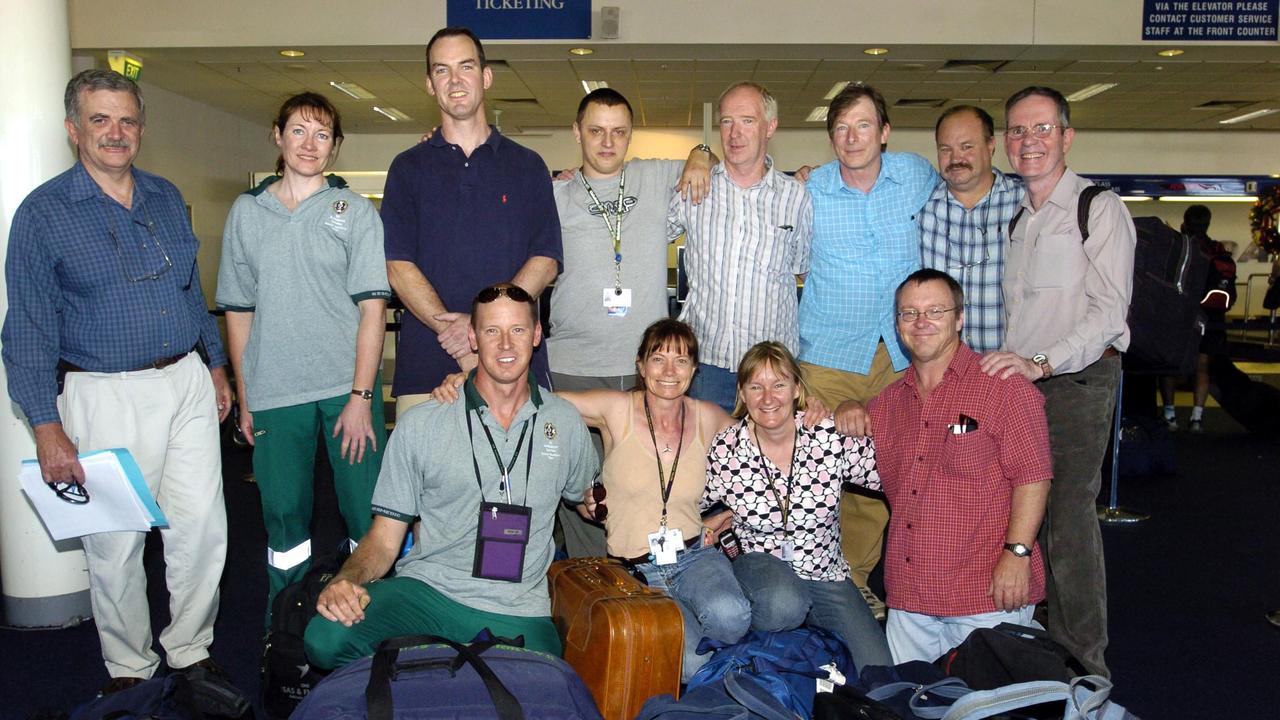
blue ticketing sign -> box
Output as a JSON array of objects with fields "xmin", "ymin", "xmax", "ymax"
[
  {"xmin": 447, "ymin": 0, "xmax": 592, "ymax": 40},
  {"xmin": 1142, "ymin": 0, "xmax": 1278, "ymax": 41}
]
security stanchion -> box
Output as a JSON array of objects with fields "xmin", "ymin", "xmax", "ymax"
[{"xmin": 1098, "ymin": 372, "xmax": 1150, "ymax": 524}]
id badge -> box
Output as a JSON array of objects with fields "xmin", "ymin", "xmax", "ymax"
[
  {"xmin": 647, "ymin": 527, "xmax": 683, "ymax": 566},
  {"xmin": 780, "ymin": 540, "xmax": 795, "ymax": 562},
  {"xmin": 603, "ymin": 288, "xmax": 633, "ymax": 318},
  {"xmin": 472, "ymin": 502, "xmax": 532, "ymax": 582}
]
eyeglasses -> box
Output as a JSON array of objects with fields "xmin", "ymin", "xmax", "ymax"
[
  {"xmin": 106, "ymin": 205, "xmax": 173, "ymax": 283},
  {"xmin": 50, "ymin": 481, "xmax": 90, "ymax": 505},
  {"xmin": 475, "ymin": 284, "xmax": 534, "ymax": 304},
  {"xmin": 1005, "ymin": 123, "xmax": 1061, "ymax": 140},
  {"xmin": 589, "ymin": 480, "xmax": 607, "ymax": 521},
  {"xmin": 896, "ymin": 306, "xmax": 958, "ymax": 323}
]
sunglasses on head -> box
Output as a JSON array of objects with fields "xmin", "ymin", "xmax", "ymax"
[{"xmin": 476, "ymin": 284, "xmax": 534, "ymax": 304}]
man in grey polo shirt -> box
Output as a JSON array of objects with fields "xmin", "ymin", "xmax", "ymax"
[{"xmin": 304, "ymin": 283, "xmax": 597, "ymax": 668}]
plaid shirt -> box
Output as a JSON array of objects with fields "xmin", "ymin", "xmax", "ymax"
[
  {"xmin": 918, "ymin": 170, "xmax": 1025, "ymax": 354},
  {"xmin": 868, "ymin": 344, "xmax": 1052, "ymax": 617},
  {"xmin": 668, "ymin": 157, "xmax": 812, "ymax": 370},
  {"xmin": 2, "ymin": 163, "xmax": 226, "ymax": 426},
  {"xmin": 798, "ymin": 152, "xmax": 938, "ymax": 374}
]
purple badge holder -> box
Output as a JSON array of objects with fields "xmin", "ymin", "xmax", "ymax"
[{"xmin": 472, "ymin": 502, "xmax": 532, "ymax": 582}]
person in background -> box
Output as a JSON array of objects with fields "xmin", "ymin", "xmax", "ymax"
[
  {"xmin": 702, "ymin": 342, "xmax": 891, "ymax": 674},
  {"xmin": 217, "ymin": 91, "xmax": 391, "ymax": 622}
]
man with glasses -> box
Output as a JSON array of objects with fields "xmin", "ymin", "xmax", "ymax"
[
  {"xmin": 304, "ymin": 284, "xmax": 596, "ymax": 668},
  {"xmin": 870, "ymin": 269, "xmax": 1051, "ymax": 662},
  {"xmin": 919, "ymin": 106, "xmax": 1024, "ymax": 354},
  {"xmin": 797, "ymin": 84, "xmax": 937, "ymax": 619},
  {"xmin": 980, "ymin": 86, "xmax": 1135, "ymax": 678},
  {"xmin": 384, "ymin": 27, "xmax": 562, "ymax": 414},
  {"xmin": 2, "ymin": 70, "xmax": 236, "ymax": 697}
]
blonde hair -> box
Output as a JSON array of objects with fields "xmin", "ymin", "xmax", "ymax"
[{"xmin": 732, "ymin": 341, "xmax": 810, "ymax": 419}]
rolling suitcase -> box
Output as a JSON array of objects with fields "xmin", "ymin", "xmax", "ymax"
[{"xmin": 548, "ymin": 557, "xmax": 684, "ymax": 720}]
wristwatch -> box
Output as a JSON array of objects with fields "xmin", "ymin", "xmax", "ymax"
[
  {"xmin": 1031, "ymin": 353, "xmax": 1052, "ymax": 379},
  {"xmin": 351, "ymin": 388, "xmax": 374, "ymax": 400},
  {"xmin": 1003, "ymin": 542, "xmax": 1032, "ymax": 558}
]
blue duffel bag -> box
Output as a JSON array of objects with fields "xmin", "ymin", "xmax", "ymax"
[{"xmin": 292, "ymin": 634, "xmax": 602, "ymax": 719}]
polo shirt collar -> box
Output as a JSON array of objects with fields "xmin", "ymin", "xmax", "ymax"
[
  {"xmin": 463, "ymin": 369, "xmax": 544, "ymax": 413},
  {"xmin": 66, "ymin": 162, "xmax": 160, "ymax": 204},
  {"xmin": 427, "ymin": 124, "xmax": 505, "ymax": 153}
]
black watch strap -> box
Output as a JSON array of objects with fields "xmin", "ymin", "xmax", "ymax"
[
  {"xmin": 1004, "ymin": 542, "xmax": 1032, "ymax": 558},
  {"xmin": 351, "ymin": 388, "xmax": 374, "ymax": 400}
]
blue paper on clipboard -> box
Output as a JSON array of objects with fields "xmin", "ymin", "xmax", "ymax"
[{"xmin": 19, "ymin": 448, "xmax": 168, "ymax": 541}]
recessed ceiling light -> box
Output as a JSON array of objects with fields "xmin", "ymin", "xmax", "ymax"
[
  {"xmin": 329, "ymin": 81, "xmax": 376, "ymax": 100},
  {"xmin": 1065, "ymin": 83, "xmax": 1118, "ymax": 102},
  {"xmin": 373, "ymin": 106, "xmax": 412, "ymax": 122},
  {"xmin": 581, "ymin": 80, "xmax": 610, "ymax": 93},
  {"xmin": 1219, "ymin": 107, "xmax": 1279, "ymax": 125},
  {"xmin": 1157, "ymin": 49, "xmax": 1184, "ymax": 57},
  {"xmin": 279, "ymin": 49, "xmax": 305, "ymax": 58},
  {"xmin": 1157, "ymin": 196, "xmax": 1258, "ymax": 202},
  {"xmin": 569, "ymin": 47, "xmax": 594, "ymax": 56},
  {"xmin": 863, "ymin": 48, "xmax": 889, "ymax": 56},
  {"xmin": 805, "ymin": 106, "xmax": 829, "ymax": 122},
  {"xmin": 824, "ymin": 82, "xmax": 850, "ymax": 100}
]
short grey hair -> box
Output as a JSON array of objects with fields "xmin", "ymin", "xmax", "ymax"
[
  {"xmin": 717, "ymin": 81, "xmax": 778, "ymax": 124},
  {"xmin": 65, "ymin": 69, "xmax": 146, "ymax": 129}
]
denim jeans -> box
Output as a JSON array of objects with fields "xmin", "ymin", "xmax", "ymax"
[
  {"xmin": 634, "ymin": 544, "xmax": 751, "ymax": 681},
  {"xmin": 689, "ymin": 363, "xmax": 738, "ymax": 415},
  {"xmin": 1037, "ymin": 354, "xmax": 1121, "ymax": 679},
  {"xmin": 732, "ymin": 551, "xmax": 892, "ymax": 674}
]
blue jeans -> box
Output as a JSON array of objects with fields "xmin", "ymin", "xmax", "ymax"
[
  {"xmin": 635, "ymin": 544, "xmax": 751, "ymax": 681},
  {"xmin": 689, "ymin": 363, "xmax": 738, "ymax": 415},
  {"xmin": 732, "ymin": 551, "xmax": 892, "ymax": 674}
]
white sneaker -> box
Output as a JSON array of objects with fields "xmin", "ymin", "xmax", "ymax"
[
  {"xmin": 858, "ymin": 585, "xmax": 887, "ymax": 621},
  {"xmin": 1163, "ymin": 414, "xmax": 1178, "ymax": 431}
]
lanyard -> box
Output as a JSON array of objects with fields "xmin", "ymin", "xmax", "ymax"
[
  {"xmin": 752, "ymin": 420, "xmax": 799, "ymax": 533},
  {"xmin": 466, "ymin": 408, "xmax": 535, "ymax": 505},
  {"xmin": 642, "ymin": 393, "xmax": 685, "ymax": 529},
  {"xmin": 580, "ymin": 167, "xmax": 626, "ymax": 294}
]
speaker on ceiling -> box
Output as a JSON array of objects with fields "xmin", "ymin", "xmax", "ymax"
[{"xmin": 600, "ymin": 6, "xmax": 620, "ymax": 40}]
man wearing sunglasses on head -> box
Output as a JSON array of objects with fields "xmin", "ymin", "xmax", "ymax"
[
  {"xmin": 980, "ymin": 86, "xmax": 1135, "ymax": 679},
  {"xmin": 2, "ymin": 70, "xmax": 235, "ymax": 698},
  {"xmin": 304, "ymin": 284, "xmax": 597, "ymax": 668}
]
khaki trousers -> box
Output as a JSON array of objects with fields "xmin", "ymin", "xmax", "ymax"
[
  {"xmin": 800, "ymin": 342, "xmax": 902, "ymax": 587},
  {"xmin": 59, "ymin": 353, "xmax": 227, "ymax": 678}
]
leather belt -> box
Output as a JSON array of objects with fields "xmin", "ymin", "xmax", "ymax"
[
  {"xmin": 613, "ymin": 534, "xmax": 701, "ymax": 566},
  {"xmin": 1101, "ymin": 347, "xmax": 1119, "ymax": 359},
  {"xmin": 58, "ymin": 349, "xmax": 191, "ymax": 375}
]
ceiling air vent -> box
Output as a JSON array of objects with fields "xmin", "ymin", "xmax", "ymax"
[
  {"xmin": 1193, "ymin": 100, "xmax": 1253, "ymax": 111},
  {"xmin": 894, "ymin": 98, "xmax": 948, "ymax": 108},
  {"xmin": 940, "ymin": 60, "xmax": 1007, "ymax": 73}
]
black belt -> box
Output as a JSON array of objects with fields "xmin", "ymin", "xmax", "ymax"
[
  {"xmin": 58, "ymin": 350, "xmax": 191, "ymax": 375},
  {"xmin": 612, "ymin": 534, "xmax": 700, "ymax": 566}
]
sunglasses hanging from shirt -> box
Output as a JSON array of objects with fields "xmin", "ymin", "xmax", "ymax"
[{"xmin": 466, "ymin": 408, "xmax": 536, "ymax": 583}]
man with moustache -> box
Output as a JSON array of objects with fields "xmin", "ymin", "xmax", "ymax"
[
  {"xmin": 797, "ymin": 85, "xmax": 937, "ymax": 617},
  {"xmin": 980, "ymin": 86, "xmax": 1134, "ymax": 678},
  {"xmin": 919, "ymin": 106, "xmax": 1025, "ymax": 354},
  {"xmin": 2, "ymin": 70, "xmax": 235, "ymax": 696},
  {"xmin": 870, "ymin": 269, "xmax": 1051, "ymax": 662},
  {"xmin": 668, "ymin": 81, "xmax": 813, "ymax": 413},
  {"xmin": 383, "ymin": 27, "xmax": 561, "ymax": 413},
  {"xmin": 550, "ymin": 88, "xmax": 713, "ymax": 556}
]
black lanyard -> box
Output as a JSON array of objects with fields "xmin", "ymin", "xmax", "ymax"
[
  {"xmin": 752, "ymin": 420, "xmax": 799, "ymax": 533},
  {"xmin": 580, "ymin": 167, "xmax": 626, "ymax": 294},
  {"xmin": 466, "ymin": 409, "xmax": 535, "ymax": 505},
  {"xmin": 643, "ymin": 393, "xmax": 685, "ymax": 529}
]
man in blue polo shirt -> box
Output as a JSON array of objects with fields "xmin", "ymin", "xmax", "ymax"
[
  {"xmin": 797, "ymin": 84, "xmax": 937, "ymax": 618},
  {"xmin": 383, "ymin": 27, "xmax": 561, "ymax": 414}
]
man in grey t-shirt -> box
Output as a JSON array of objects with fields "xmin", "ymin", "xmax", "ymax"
[
  {"xmin": 304, "ymin": 284, "xmax": 597, "ymax": 668},
  {"xmin": 549, "ymin": 88, "xmax": 712, "ymax": 556}
]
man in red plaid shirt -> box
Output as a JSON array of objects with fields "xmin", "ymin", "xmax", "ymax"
[{"xmin": 868, "ymin": 268, "xmax": 1052, "ymax": 663}]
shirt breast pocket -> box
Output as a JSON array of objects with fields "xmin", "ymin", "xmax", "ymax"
[
  {"xmin": 940, "ymin": 429, "xmax": 998, "ymax": 481},
  {"xmin": 1028, "ymin": 234, "xmax": 1085, "ymax": 289}
]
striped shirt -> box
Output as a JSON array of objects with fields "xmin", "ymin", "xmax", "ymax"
[
  {"xmin": 798, "ymin": 152, "xmax": 938, "ymax": 374},
  {"xmin": 667, "ymin": 157, "xmax": 813, "ymax": 370},
  {"xmin": 918, "ymin": 170, "xmax": 1025, "ymax": 354}
]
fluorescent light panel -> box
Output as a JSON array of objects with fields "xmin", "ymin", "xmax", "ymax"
[
  {"xmin": 824, "ymin": 82, "xmax": 850, "ymax": 100},
  {"xmin": 805, "ymin": 106, "xmax": 829, "ymax": 123},
  {"xmin": 372, "ymin": 106, "xmax": 411, "ymax": 122},
  {"xmin": 329, "ymin": 81, "xmax": 376, "ymax": 100},
  {"xmin": 1065, "ymin": 83, "xmax": 1117, "ymax": 102},
  {"xmin": 581, "ymin": 80, "xmax": 610, "ymax": 93},
  {"xmin": 1157, "ymin": 196, "xmax": 1258, "ymax": 203},
  {"xmin": 1219, "ymin": 108, "xmax": 1279, "ymax": 125}
]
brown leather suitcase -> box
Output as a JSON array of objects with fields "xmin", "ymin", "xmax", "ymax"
[{"xmin": 548, "ymin": 557, "xmax": 683, "ymax": 720}]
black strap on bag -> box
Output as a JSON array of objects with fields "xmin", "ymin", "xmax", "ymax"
[
  {"xmin": 1007, "ymin": 184, "xmax": 1105, "ymax": 243},
  {"xmin": 365, "ymin": 634, "xmax": 524, "ymax": 720}
]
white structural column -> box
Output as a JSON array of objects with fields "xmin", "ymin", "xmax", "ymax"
[{"xmin": 0, "ymin": 0, "xmax": 92, "ymax": 626}]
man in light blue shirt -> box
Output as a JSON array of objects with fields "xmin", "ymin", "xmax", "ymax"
[{"xmin": 797, "ymin": 85, "xmax": 937, "ymax": 616}]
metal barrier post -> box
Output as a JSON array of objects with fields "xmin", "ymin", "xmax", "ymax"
[{"xmin": 1098, "ymin": 372, "xmax": 1150, "ymax": 524}]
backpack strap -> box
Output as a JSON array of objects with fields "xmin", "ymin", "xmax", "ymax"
[
  {"xmin": 1007, "ymin": 206, "xmax": 1026, "ymax": 239},
  {"xmin": 939, "ymin": 680, "xmax": 1070, "ymax": 720},
  {"xmin": 1076, "ymin": 185, "xmax": 1107, "ymax": 243}
]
